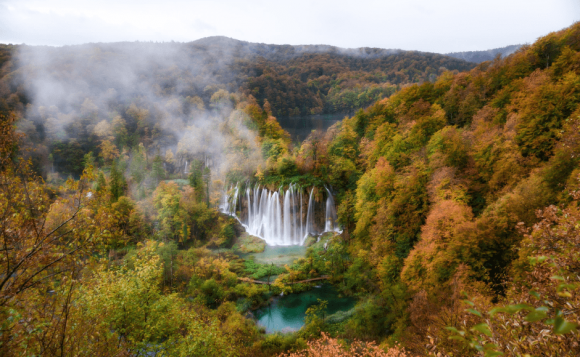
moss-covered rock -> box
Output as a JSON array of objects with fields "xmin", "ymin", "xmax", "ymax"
[
  {"xmin": 303, "ymin": 235, "xmax": 318, "ymax": 247},
  {"xmin": 320, "ymin": 231, "xmax": 336, "ymax": 240},
  {"xmin": 233, "ymin": 232, "xmax": 266, "ymax": 253}
]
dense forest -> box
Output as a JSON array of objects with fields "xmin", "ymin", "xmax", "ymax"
[
  {"xmin": 1, "ymin": 22, "xmax": 580, "ymax": 356},
  {"xmin": 237, "ymin": 49, "xmax": 474, "ymax": 116},
  {"xmin": 445, "ymin": 44, "xmax": 522, "ymax": 63},
  {"xmin": 0, "ymin": 37, "xmax": 475, "ymax": 121}
]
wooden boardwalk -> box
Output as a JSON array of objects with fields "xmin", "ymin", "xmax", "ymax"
[{"xmin": 237, "ymin": 275, "xmax": 329, "ymax": 285}]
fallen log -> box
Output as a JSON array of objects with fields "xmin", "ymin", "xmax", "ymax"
[{"xmin": 237, "ymin": 275, "xmax": 330, "ymax": 285}]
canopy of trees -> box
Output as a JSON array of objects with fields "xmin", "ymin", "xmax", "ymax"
[
  {"xmin": 258, "ymin": 22, "xmax": 580, "ymax": 356},
  {"xmin": 2, "ymin": 21, "xmax": 580, "ymax": 357}
]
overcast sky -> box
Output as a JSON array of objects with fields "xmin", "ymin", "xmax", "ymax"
[{"xmin": 1, "ymin": 0, "xmax": 579, "ymax": 53}]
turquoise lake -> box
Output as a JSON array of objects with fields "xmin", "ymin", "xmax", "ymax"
[
  {"xmin": 255, "ymin": 284, "xmax": 355, "ymax": 333},
  {"xmin": 237, "ymin": 244, "xmax": 307, "ymax": 267}
]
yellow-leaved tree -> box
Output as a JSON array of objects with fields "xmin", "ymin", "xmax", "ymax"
[{"xmin": 79, "ymin": 240, "xmax": 241, "ymax": 356}]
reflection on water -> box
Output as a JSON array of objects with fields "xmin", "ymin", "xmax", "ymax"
[
  {"xmin": 255, "ymin": 284, "xmax": 355, "ymax": 333},
  {"xmin": 276, "ymin": 113, "xmax": 350, "ymax": 143}
]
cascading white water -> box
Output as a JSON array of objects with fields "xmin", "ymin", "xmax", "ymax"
[
  {"xmin": 324, "ymin": 187, "xmax": 340, "ymax": 233},
  {"xmin": 305, "ymin": 189, "xmax": 315, "ymax": 239},
  {"xmin": 221, "ymin": 184, "xmax": 341, "ymax": 246}
]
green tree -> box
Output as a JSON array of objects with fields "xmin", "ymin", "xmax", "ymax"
[
  {"xmin": 81, "ymin": 241, "xmax": 241, "ymax": 356},
  {"xmin": 82, "ymin": 151, "xmax": 95, "ymax": 170},
  {"xmin": 130, "ymin": 144, "xmax": 147, "ymax": 185},
  {"xmin": 154, "ymin": 182, "xmax": 189, "ymax": 241},
  {"xmin": 95, "ymin": 170, "xmax": 107, "ymax": 193},
  {"xmin": 203, "ymin": 166, "xmax": 211, "ymax": 206},
  {"xmin": 188, "ymin": 159, "xmax": 205, "ymax": 203},
  {"xmin": 109, "ymin": 160, "xmax": 126, "ymax": 202},
  {"xmin": 152, "ymin": 154, "xmax": 165, "ymax": 185}
]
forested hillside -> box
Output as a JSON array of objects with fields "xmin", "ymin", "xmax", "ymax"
[
  {"xmin": 263, "ymin": 22, "xmax": 580, "ymax": 356},
  {"xmin": 445, "ymin": 44, "xmax": 522, "ymax": 63},
  {"xmin": 0, "ymin": 38, "xmax": 475, "ymax": 122},
  {"xmin": 0, "ymin": 38, "xmax": 474, "ymax": 180},
  {"xmin": 237, "ymin": 48, "xmax": 474, "ymax": 116},
  {"xmin": 1, "ymin": 21, "xmax": 580, "ymax": 357}
]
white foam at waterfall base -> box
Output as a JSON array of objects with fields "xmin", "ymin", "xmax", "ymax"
[{"xmin": 221, "ymin": 185, "xmax": 341, "ymax": 246}]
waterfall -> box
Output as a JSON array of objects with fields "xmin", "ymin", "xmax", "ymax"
[
  {"xmin": 304, "ymin": 189, "xmax": 315, "ymax": 240},
  {"xmin": 283, "ymin": 190, "xmax": 291, "ymax": 243},
  {"xmin": 221, "ymin": 184, "xmax": 341, "ymax": 246},
  {"xmin": 246, "ymin": 188, "xmax": 251, "ymax": 225},
  {"xmin": 300, "ymin": 191, "xmax": 304, "ymax": 241},
  {"xmin": 220, "ymin": 185, "xmax": 230, "ymax": 213},
  {"xmin": 324, "ymin": 187, "xmax": 340, "ymax": 233}
]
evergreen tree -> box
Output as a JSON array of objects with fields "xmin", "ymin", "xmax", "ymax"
[
  {"xmin": 82, "ymin": 151, "xmax": 95, "ymax": 170},
  {"xmin": 110, "ymin": 160, "xmax": 125, "ymax": 202},
  {"xmin": 130, "ymin": 144, "xmax": 147, "ymax": 186},
  {"xmin": 151, "ymin": 155, "xmax": 165, "ymax": 185},
  {"xmin": 95, "ymin": 170, "xmax": 107, "ymax": 193},
  {"xmin": 203, "ymin": 166, "xmax": 211, "ymax": 206},
  {"xmin": 188, "ymin": 159, "xmax": 204, "ymax": 203}
]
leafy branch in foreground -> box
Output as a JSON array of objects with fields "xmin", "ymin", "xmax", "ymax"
[
  {"xmin": 279, "ymin": 332, "xmax": 411, "ymax": 357},
  {"xmin": 445, "ymin": 188, "xmax": 580, "ymax": 356}
]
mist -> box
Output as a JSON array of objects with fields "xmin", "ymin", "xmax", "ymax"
[{"xmin": 14, "ymin": 41, "xmax": 265, "ymax": 194}]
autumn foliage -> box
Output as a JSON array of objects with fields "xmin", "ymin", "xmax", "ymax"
[
  {"xmin": 279, "ymin": 333, "xmax": 411, "ymax": 357},
  {"xmin": 278, "ymin": 21, "xmax": 580, "ymax": 356},
  {"xmin": 1, "ymin": 20, "xmax": 580, "ymax": 357}
]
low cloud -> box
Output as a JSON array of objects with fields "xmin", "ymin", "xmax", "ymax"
[{"xmin": 1, "ymin": 0, "xmax": 578, "ymax": 52}]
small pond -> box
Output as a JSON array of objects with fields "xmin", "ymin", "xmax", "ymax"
[
  {"xmin": 276, "ymin": 113, "xmax": 350, "ymax": 143},
  {"xmin": 255, "ymin": 284, "xmax": 355, "ymax": 333}
]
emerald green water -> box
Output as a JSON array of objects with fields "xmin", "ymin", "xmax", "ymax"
[
  {"xmin": 238, "ymin": 245, "xmax": 307, "ymax": 266},
  {"xmin": 238, "ymin": 244, "xmax": 355, "ymax": 333},
  {"xmin": 255, "ymin": 284, "xmax": 355, "ymax": 333}
]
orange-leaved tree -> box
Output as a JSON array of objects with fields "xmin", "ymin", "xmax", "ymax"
[
  {"xmin": 278, "ymin": 332, "xmax": 412, "ymax": 357},
  {"xmin": 443, "ymin": 183, "xmax": 580, "ymax": 356}
]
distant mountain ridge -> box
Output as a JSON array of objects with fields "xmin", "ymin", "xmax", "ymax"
[
  {"xmin": 191, "ymin": 35, "xmax": 404, "ymax": 60},
  {"xmin": 1, "ymin": 37, "xmax": 476, "ymax": 118},
  {"xmin": 183, "ymin": 36, "xmax": 477, "ymax": 115},
  {"xmin": 445, "ymin": 44, "xmax": 522, "ymax": 63},
  {"xmin": 191, "ymin": 36, "xmax": 523, "ymax": 64}
]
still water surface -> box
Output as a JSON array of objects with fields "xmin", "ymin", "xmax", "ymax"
[
  {"xmin": 276, "ymin": 113, "xmax": 350, "ymax": 143},
  {"xmin": 255, "ymin": 284, "xmax": 355, "ymax": 333},
  {"xmin": 237, "ymin": 245, "xmax": 307, "ymax": 267}
]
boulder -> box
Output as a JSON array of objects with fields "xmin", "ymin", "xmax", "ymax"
[
  {"xmin": 303, "ymin": 235, "xmax": 318, "ymax": 247},
  {"xmin": 233, "ymin": 232, "xmax": 266, "ymax": 253}
]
